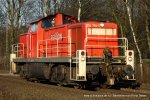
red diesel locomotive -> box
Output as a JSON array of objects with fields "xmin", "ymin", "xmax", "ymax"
[{"xmin": 10, "ymin": 13, "xmax": 140, "ymax": 89}]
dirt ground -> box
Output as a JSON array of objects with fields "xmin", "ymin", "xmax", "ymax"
[{"xmin": 0, "ymin": 71, "xmax": 149, "ymax": 100}]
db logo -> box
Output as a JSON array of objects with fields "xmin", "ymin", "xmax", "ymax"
[{"xmin": 51, "ymin": 32, "xmax": 63, "ymax": 40}]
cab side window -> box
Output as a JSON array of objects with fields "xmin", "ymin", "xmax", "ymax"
[
  {"xmin": 42, "ymin": 18, "xmax": 54, "ymax": 28},
  {"xmin": 64, "ymin": 17, "xmax": 73, "ymax": 24},
  {"xmin": 29, "ymin": 23, "xmax": 38, "ymax": 32}
]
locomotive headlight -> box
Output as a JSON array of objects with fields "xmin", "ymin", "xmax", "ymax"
[
  {"xmin": 128, "ymin": 57, "xmax": 132, "ymax": 61},
  {"xmin": 81, "ymin": 57, "xmax": 85, "ymax": 61},
  {"xmin": 100, "ymin": 23, "xmax": 104, "ymax": 27},
  {"xmin": 81, "ymin": 51, "xmax": 85, "ymax": 56},
  {"xmin": 129, "ymin": 51, "xmax": 132, "ymax": 56}
]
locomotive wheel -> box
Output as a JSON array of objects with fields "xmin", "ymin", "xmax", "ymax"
[
  {"xmin": 19, "ymin": 70, "xmax": 25, "ymax": 79},
  {"xmin": 50, "ymin": 65, "xmax": 67, "ymax": 85},
  {"xmin": 74, "ymin": 85, "xmax": 82, "ymax": 89},
  {"xmin": 19, "ymin": 65, "xmax": 26, "ymax": 79},
  {"xmin": 100, "ymin": 84, "xmax": 112, "ymax": 89},
  {"xmin": 94, "ymin": 87, "xmax": 101, "ymax": 91}
]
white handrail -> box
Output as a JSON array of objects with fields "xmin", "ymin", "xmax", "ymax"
[
  {"xmin": 12, "ymin": 43, "xmax": 24, "ymax": 58},
  {"xmin": 37, "ymin": 36, "xmax": 71, "ymax": 58},
  {"xmin": 84, "ymin": 37, "xmax": 128, "ymax": 57}
]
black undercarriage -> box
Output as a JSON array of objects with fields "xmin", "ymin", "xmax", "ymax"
[{"xmin": 15, "ymin": 61, "xmax": 140, "ymax": 90}]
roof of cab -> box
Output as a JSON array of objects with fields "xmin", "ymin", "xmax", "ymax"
[{"xmin": 30, "ymin": 13, "xmax": 77, "ymax": 24}]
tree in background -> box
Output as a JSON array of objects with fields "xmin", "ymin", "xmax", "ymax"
[
  {"xmin": 123, "ymin": 0, "xmax": 143, "ymax": 78},
  {"xmin": 0, "ymin": 0, "xmax": 26, "ymax": 56},
  {"xmin": 140, "ymin": 0, "xmax": 150, "ymax": 57}
]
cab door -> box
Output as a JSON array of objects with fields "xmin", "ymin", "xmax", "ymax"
[
  {"xmin": 28, "ymin": 23, "xmax": 38, "ymax": 58},
  {"xmin": 70, "ymin": 27, "xmax": 82, "ymax": 57}
]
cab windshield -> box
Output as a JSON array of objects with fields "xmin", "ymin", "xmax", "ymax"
[
  {"xmin": 42, "ymin": 18, "xmax": 54, "ymax": 28},
  {"xmin": 29, "ymin": 23, "xmax": 38, "ymax": 32}
]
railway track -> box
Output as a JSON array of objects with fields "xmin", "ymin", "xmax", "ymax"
[{"xmin": 0, "ymin": 74, "xmax": 149, "ymax": 100}]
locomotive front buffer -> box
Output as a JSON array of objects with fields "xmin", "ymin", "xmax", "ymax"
[{"xmin": 69, "ymin": 49, "xmax": 140, "ymax": 89}]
